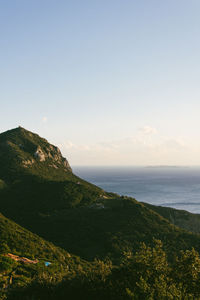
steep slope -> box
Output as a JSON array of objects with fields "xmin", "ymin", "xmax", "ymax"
[
  {"xmin": 142, "ymin": 202, "xmax": 200, "ymax": 234},
  {"xmin": 0, "ymin": 211, "xmax": 91, "ymax": 299},
  {"xmin": 1, "ymin": 127, "xmax": 200, "ymax": 263},
  {"xmin": 2, "ymin": 192, "xmax": 200, "ymax": 262},
  {"xmin": 0, "ymin": 212, "xmax": 69, "ymax": 261},
  {"xmin": 0, "ymin": 126, "xmax": 72, "ymax": 182},
  {"xmin": 2, "ymin": 127, "xmax": 200, "ymax": 299},
  {"xmin": 0, "ymin": 127, "xmax": 104, "ymax": 210}
]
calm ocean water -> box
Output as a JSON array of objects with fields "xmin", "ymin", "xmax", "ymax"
[{"xmin": 73, "ymin": 166, "xmax": 200, "ymax": 214}]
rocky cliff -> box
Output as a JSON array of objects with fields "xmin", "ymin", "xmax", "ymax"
[{"xmin": 0, "ymin": 126, "xmax": 72, "ymax": 181}]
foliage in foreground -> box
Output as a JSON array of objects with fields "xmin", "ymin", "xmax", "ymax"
[{"xmin": 4, "ymin": 240, "xmax": 200, "ymax": 300}]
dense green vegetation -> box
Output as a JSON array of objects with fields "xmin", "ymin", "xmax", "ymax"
[
  {"xmin": 0, "ymin": 179, "xmax": 6, "ymax": 190},
  {"xmin": 143, "ymin": 202, "xmax": 200, "ymax": 234},
  {"xmin": 2, "ymin": 194, "xmax": 200, "ymax": 262},
  {"xmin": 5, "ymin": 240, "xmax": 200, "ymax": 300},
  {"xmin": 0, "ymin": 212, "xmax": 91, "ymax": 300},
  {"xmin": 2, "ymin": 127, "xmax": 200, "ymax": 299},
  {"xmin": 0, "ymin": 212, "xmax": 70, "ymax": 260},
  {"xmin": 0, "ymin": 176, "xmax": 102, "ymax": 213}
]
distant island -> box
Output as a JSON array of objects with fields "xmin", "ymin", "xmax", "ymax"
[{"xmin": 145, "ymin": 165, "xmax": 189, "ymax": 168}]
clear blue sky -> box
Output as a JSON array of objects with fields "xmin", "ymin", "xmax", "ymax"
[{"xmin": 1, "ymin": 0, "xmax": 200, "ymax": 165}]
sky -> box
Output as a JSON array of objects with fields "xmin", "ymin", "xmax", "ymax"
[{"xmin": 1, "ymin": 0, "xmax": 200, "ymax": 166}]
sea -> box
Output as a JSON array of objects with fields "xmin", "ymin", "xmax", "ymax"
[{"xmin": 73, "ymin": 166, "xmax": 200, "ymax": 214}]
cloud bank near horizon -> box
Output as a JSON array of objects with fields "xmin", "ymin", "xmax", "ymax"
[{"xmin": 58, "ymin": 126, "xmax": 197, "ymax": 166}]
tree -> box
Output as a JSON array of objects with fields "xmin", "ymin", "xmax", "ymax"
[
  {"xmin": 125, "ymin": 240, "xmax": 183, "ymax": 299},
  {"xmin": 173, "ymin": 248, "xmax": 200, "ymax": 297}
]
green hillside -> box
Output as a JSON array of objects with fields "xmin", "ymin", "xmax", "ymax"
[
  {"xmin": 7, "ymin": 240, "xmax": 200, "ymax": 300},
  {"xmin": 3, "ymin": 195, "xmax": 200, "ymax": 262},
  {"xmin": 2, "ymin": 127, "xmax": 200, "ymax": 299},
  {"xmin": 0, "ymin": 212, "xmax": 91, "ymax": 300},
  {"xmin": 2, "ymin": 184, "xmax": 200, "ymax": 262},
  {"xmin": 0, "ymin": 176, "xmax": 102, "ymax": 212},
  {"xmin": 0, "ymin": 212, "xmax": 68, "ymax": 260},
  {"xmin": 142, "ymin": 202, "xmax": 200, "ymax": 234},
  {"xmin": 0, "ymin": 127, "xmax": 104, "ymax": 207},
  {"xmin": 1, "ymin": 127, "xmax": 200, "ymax": 263}
]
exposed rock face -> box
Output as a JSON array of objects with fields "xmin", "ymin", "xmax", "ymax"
[
  {"xmin": 63, "ymin": 158, "xmax": 71, "ymax": 169},
  {"xmin": 22, "ymin": 159, "xmax": 35, "ymax": 167},
  {"xmin": 0, "ymin": 127, "xmax": 72, "ymax": 180},
  {"xmin": 34, "ymin": 146, "xmax": 46, "ymax": 162},
  {"xmin": 32, "ymin": 144, "xmax": 72, "ymax": 171},
  {"xmin": 33, "ymin": 144, "xmax": 72, "ymax": 171}
]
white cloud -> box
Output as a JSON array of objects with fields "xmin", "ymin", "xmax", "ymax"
[
  {"xmin": 138, "ymin": 126, "xmax": 158, "ymax": 135},
  {"xmin": 61, "ymin": 141, "xmax": 76, "ymax": 149},
  {"xmin": 42, "ymin": 116, "xmax": 48, "ymax": 123},
  {"xmin": 58, "ymin": 128, "xmax": 196, "ymax": 166},
  {"xmin": 161, "ymin": 138, "xmax": 186, "ymax": 150}
]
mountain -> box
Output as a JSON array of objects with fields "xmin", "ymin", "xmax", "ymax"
[
  {"xmin": 0, "ymin": 126, "xmax": 71, "ymax": 182},
  {"xmin": 2, "ymin": 127, "xmax": 200, "ymax": 299},
  {"xmin": 0, "ymin": 127, "xmax": 104, "ymax": 211},
  {"xmin": 1, "ymin": 127, "xmax": 200, "ymax": 263}
]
